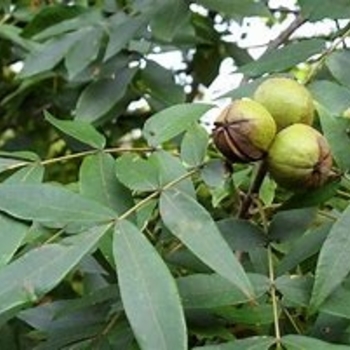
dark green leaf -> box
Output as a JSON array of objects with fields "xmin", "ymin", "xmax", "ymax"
[
  {"xmin": 153, "ymin": 150, "xmax": 195, "ymax": 196},
  {"xmin": 116, "ymin": 151, "xmax": 195, "ymax": 195},
  {"xmin": 217, "ymin": 218, "xmax": 266, "ymax": 252},
  {"xmin": 224, "ymin": 42, "xmax": 253, "ymax": 67},
  {"xmin": 269, "ymin": 207, "xmax": 317, "ymax": 243},
  {"xmin": 113, "ymin": 220, "xmax": 187, "ymax": 350},
  {"xmin": 299, "ymin": 0, "xmax": 350, "ymax": 21},
  {"xmin": 45, "ymin": 111, "xmax": 106, "ymax": 149},
  {"xmin": 310, "ymin": 203, "xmax": 350, "ymax": 312},
  {"xmin": 75, "ymin": 68, "xmax": 136, "ymax": 122},
  {"xmin": 277, "ymin": 223, "xmax": 332, "ymax": 276},
  {"xmin": 249, "ymin": 247, "xmax": 269, "ymax": 276},
  {"xmin": 327, "ymin": 50, "xmax": 350, "ymax": 89},
  {"xmin": 33, "ymin": 10, "xmax": 102, "ymax": 41},
  {"xmin": 0, "ymin": 224, "xmax": 110, "ymax": 317},
  {"xmin": 276, "ymin": 275, "xmax": 312, "ymax": 308},
  {"xmin": 178, "ymin": 273, "xmax": 269, "ymax": 309},
  {"xmin": 221, "ymin": 77, "xmax": 266, "ymax": 99},
  {"xmin": 143, "ymin": 103, "xmax": 214, "ymax": 147},
  {"xmin": 239, "ymin": 39, "xmax": 325, "ymax": 78},
  {"xmin": 20, "ymin": 31, "xmax": 84, "ymax": 78},
  {"xmin": 317, "ymin": 103, "xmax": 350, "ymax": 171},
  {"xmin": 193, "ymin": 336, "xmax": 275, "ymax": 350},
  {"xmin": 281, "ymin": 180, "xmax": 340, "ymax": 210},
  {"xmin": 193, "ymin": 44, "xmax": 222, "ymax": 86},
  {"xmin": 151, "ymin": 0, "xmax": 189, "ymax": 42},
  {"xmin": 200, "ymin": 159, "xmax": 228, "ymax": 188},
  {"xmin": 0, "ymin": 214, "xmax": 28, "ymax": 267},
  {"xmin": 65, "ymin": 26, "xmax": 104, "ymax": 79},
  {"xmin": 0, "ymin": 184, "xmax": 115, "ymax": 224},
  {"xmin": 310, "ymin": 313, "xmax": 349, "ymax": 345},
  {"xmin": 160, "ymin": 188, "xmax": 254, "ymax": 298},
  {"xmin": 180, "ymin": 124, "xmax": 209, "ymax": 167},
  {"xmin": 322, "ymin": 279, "xmax": 350, "ymax": 319},
  {"xmin": 22, "ymin": 4, "xmax": 86, "ymax": 38},
  {"xmin": 80, "ymin": 153, "xmax": 134, "ymax": 214},
  {"xmin": 0, "ymin": 24, "xmax": 36, "ymax": 51},
  {"xmin": 138, "ymin": 60, "xmax": 185, "ymax": 110},
  {"xmin": 195, "ymin": 0, "xmax": 269, "ymax": 17},
  {"xmin": 104, "ymin": 13, "xmax": 148, "ymax": 61},
  {"xmin": 282, "ymin": 334, "xmax": 350, "ymax": 349},
  {"xmin": 216, "ymin": 303, "xmax": 274, "ymax": 325},
  {"xmin": 115, "ymin": 153, "xmax": 159, "ymax": 192}
]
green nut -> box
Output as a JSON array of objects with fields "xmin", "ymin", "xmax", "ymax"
[
  {"xmin": 254, "ymin": 77, "xmax": 315, "ymax": 130},
  {"xmin": 212, "ymin": 99, "xmax": 277, "ymax": 163},
  {"xmin": 267, "ymin": 124, "xmax": 333, "ymax": 190}
]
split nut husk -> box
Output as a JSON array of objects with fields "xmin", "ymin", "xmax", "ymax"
[
  {"xmin": 212, "ymin": 99, "xmax": 277, "ymax": 163},
  {"xmin": 267, "ymin": 124, "xmax": 333, "ymax": 190}
]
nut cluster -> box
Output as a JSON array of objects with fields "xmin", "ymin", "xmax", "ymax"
[{"xmin": 212, "ymin": 77, "xmax": 334, "ymax": 191}]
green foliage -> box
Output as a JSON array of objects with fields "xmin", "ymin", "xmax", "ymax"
[{"xmin": 1, "ymin": 0, "xmax": 350, "ymax": 349}]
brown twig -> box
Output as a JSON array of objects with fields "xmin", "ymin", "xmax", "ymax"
[
  {"xmin": 267, "ymin": 13, "xmax": 306, "ymax": 51},
  {"xmin": 238, "ymin": 159, "xmax": 268, "ymax": 219}
]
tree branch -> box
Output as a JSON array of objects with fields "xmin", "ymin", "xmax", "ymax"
[{"xmin": 267, "ymin": 13, "xmax": 306, "ymax": 51}]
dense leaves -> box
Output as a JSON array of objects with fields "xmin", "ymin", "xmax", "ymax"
[{"xmin": 1, "ymin": 0, "xmax": 350, "ymax": 349}]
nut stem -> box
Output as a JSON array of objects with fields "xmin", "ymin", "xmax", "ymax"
[{"xmin": 238, "ymin": 159, "xmax": 268, "ymax": 219}]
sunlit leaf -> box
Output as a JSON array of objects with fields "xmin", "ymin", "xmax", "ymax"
[
  {"xmin": 45, "ymin": 111, "xmax": 106, "ymax": 149},
  {"xmin": 143, "ymin": 103, "xmax": 214, "ymax": 147}
]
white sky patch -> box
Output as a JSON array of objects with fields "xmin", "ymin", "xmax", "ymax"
[{"xmin": 10, "ymin": 61, "xmax": 23, "ymax": 73}]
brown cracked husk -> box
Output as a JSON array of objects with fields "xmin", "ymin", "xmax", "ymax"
[
  {"xmin": 213, "ymin": 118, "xmax": 265, "ymax": 163},
  {"xmin": 305, "ymin": 135, "xmax": 333, "ymax": 188},
  {"xmin": 212, "ymin": 100, "xmax": 276, "ymax": 163}
]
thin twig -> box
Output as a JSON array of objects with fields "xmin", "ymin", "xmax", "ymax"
[
  {"xmin": 268, "ymin": 245, "xmax": 282, "ymax": 348},
  {"xmin": 238, "ymin": 160, "xmax": 268, "ymax": 219},
  {"xmin": 118, "ymin": 168, "xmax": 199, "ymax": 222},
  {"xmin": 267, "ymin": 13, "xmax": 306, "ymax": 51},
  {"xmin": 3, "ymin": 146, "xmax": 155, "ymax": 173},
  {"xmin": 304, "ymin": 25, "xmax": 350, "ymax": 84}
]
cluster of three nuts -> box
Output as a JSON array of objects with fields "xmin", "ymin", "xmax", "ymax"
[{"xmin": 213, "ymin": 78, "xmax": 333, "ymax": 191}]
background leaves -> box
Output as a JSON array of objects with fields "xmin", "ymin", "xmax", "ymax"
[{"xmin": 1, "ymin": 0, "xmax": 350, "ymax": 348}]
